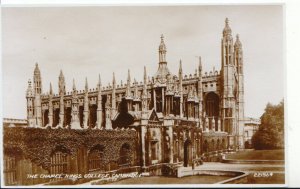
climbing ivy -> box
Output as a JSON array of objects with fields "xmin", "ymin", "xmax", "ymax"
[{"xmin": 3, "ymin": 127, "xmax": 137, "ymax": 169}]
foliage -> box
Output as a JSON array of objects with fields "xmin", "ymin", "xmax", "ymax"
[
  {"xmin": 252, "ymin": 100, "xmax": 284, "ymax": 150},
  {"xmin": 3, "ymin": 127, "xmax": 136, "ymax": 169}
]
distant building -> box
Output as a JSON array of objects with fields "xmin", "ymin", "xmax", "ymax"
[{"xmin": 243, "ymin": 117, "xmax": 260, "ymax": 148}]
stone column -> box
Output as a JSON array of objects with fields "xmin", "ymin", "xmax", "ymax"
[
  {"xmin": 48, "ymin": 100, "xmax": 53, "ymax": 127},
  {"xmin": 153, "ymin": 89, "xmax": 157, "ymax": 111},
  {"xmin": 59, "ymin": 96, "xmax": 64, "ymax": 127},
  {"xmin": 83, "ymin": 95, "xmax": 89, "ymax": 129},
  {"xmin": 218, "ymin": 118, "xmax": 221, "ymax": 132},
  {"xmin": 97, "ymin": 106, "xmax": 102, "ymax": 129},
  {"xmin": 205, "ymin": 117, "xmax": 209, "ymax": 132},
  {"xmin": 212, "ymin": 117, "xmax": 215, "ymax": 131},
  {"xmin": 162, "ymin": 88, "xmax": 165, "ymax": 114},
  {"xmin": 167, "ymin": 126, "xmax": 174, "ymax": 163},
  {"xmin": 141, "ymin": 125, "xmax": 146, "ymax": 168}
]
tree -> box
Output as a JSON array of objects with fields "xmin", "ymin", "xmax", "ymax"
[{"xmin": 252, "ymin": 100, "xmax": 284, "ymax": 150}]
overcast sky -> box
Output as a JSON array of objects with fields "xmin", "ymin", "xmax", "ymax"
[{"xmin": 2, "ymin": 5, "xmax": 283, "ymax": 119}]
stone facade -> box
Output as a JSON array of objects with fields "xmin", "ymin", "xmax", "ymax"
[
  {"xmin": 243, "ymin": 117, "xmax": 260, "ymax": 148},
  {"xmin": 3, "ymin": 18, "xmax": 245, "ymax": 185}
]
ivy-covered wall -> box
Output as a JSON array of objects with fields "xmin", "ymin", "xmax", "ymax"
[{"xmin": 4, "ymin": 127, "xmax": 137, "ymax": 170}]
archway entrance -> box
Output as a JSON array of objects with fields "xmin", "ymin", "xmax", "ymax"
[{"xmin": 184, "ymin": 139, "xmax": 192, "ymax": 167}]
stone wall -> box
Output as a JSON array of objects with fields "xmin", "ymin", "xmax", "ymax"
[{"xmin": 3, "ymin": 127, "xmax": 137, "ymax": 186}]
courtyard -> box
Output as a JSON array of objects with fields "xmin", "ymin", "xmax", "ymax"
[{"xmin": 84, "ymin": 149, "xmax": 285, "ymax": 185}]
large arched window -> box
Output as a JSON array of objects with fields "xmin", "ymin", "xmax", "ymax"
[
  {"xmin": 88, "ymin": 145, "xmax": 105, "ymax": 172},
  {"xmin": 89, "ymin": 104, "xmax": 97, "ymax": 128},
  {"xmin": 64, "ymin": 107, "xmax": 72, "ymax": 127},
  {"xmin": 53, "ymin": 108, "xmax": 60, "ymax": 127},
  {"xmin": 79, "ymin": 106, "xmax": 84, "ymax": 127},
  {"xmin": 205, "ymin": 92, "xmax": 220, "ymax": 117},
  {"xmin": 43, "ymin": 110, "xmax": 49, "ymax": 127}
]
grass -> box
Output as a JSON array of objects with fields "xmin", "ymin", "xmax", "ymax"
[
  {"xmin": 226, "ymin": 149, "xmax": 284, "ymax": 160},
  {"xmin": 106, "ymin": 175, "xmax": 233, "ymax": 185}
]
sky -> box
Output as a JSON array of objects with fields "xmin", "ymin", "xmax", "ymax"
[{"xmin": 2, "ymin": 5, "xmax": 284, "ymax": 119}]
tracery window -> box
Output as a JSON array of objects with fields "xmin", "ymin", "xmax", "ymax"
[
  {"xmin": 88, "ymin": 145, "xmax": 105, "ymax": 171},
  {"xmin": 50, "ymin": 148, "xmax": 69, "ymax": 174},
  {"xmin": 4, "ymin": 156, "xmax": 17, "ymax": 185}
]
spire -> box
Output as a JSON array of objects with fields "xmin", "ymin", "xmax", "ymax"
[
  {"xmin": 144, "ymin": 66, "xmax": 147, "ymax": 83},
  {"xmin": 85, "ymin": 77, "xmax": 88, "ymax": 92},
  {"xmin": 143, "ymin": 66, "xmax": 147, "ymax": 97},
  {"xmin": 59, "ymin": 70, "xmax": 64, "ymax": 79},
  {"xmin": 159, "ymin": 34, "xmax": 166, "ymax": 51},
  {"xmin": 97, "ymin": 74, "xmax": 102, "ymax": 89},
  {"xmin": 133, "ymin": 78, "xmax": 139, "ymax": 99},
  {"xmin": 112, "ymin": 72, "xmax": 116, "ymax": 87},
  {"xmin": 112, "ymin": 72, "xmax": 116, "ymax": 115},
  {"xmin": 127, "ymin": 69, "xmax": 131, "ymax": 85},
  {"xmin": 58, "ymin": 70, "xmax": 65, "ymax": 95},
  {"xmin": 49, "ymin": 82, "xmax": 53, "ymax": 95},
  {"xmin": 234, "ymin": 34, "xmax": 242, "ymax": 49},
  {"xmin": 72, "ymin": 79, "xmax": 76, "ymax": 91},
  {"xmin": 198, "ymin": 56, "xmax": 202, "ymax": 74},
  {"xmin": 223, "ymin": 17, "xmax": 232, "ymax": 37},
  {"xmin": 234, "ymin": 34, "xmax": 243, "ymax": 74},
  {"xmin": 178, "ymin": 59, "xmax": 183, "ymax": 93},
  {"xmin": 33, "ymin": 63, "xmax": 42, "ymax": 94},
  {"xmin": 126, "ymin": 69, "xmax": 132, "ymax": 98},
  {"xmin": 179, "ymin": 59, "xmax": 183, "ymax": 74},
  {"xmin": 34, "ymin": 63, "xmax": 40, "ymax": 75},
  {"xmin": 158, "ymin": 34, "xmax": 167, "ymax": 63}
]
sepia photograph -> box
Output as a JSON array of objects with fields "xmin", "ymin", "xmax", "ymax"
[{"xmin": 1, "ymin": 3, "xmax": 285, "ymax": 187}]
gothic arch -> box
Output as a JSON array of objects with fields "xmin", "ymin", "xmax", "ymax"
[{"xmin": 204, "ymin": 92, "xmax": 220, "ymax": 117}]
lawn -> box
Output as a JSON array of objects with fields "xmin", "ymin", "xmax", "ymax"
[{"xmin": 226, "ymin": 149, "xmax": 284, "ymax": 160}]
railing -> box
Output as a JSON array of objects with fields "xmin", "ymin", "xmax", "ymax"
[{"xmin": 201, "ymin": 149, "xmax": 236, "ymax": 162}]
